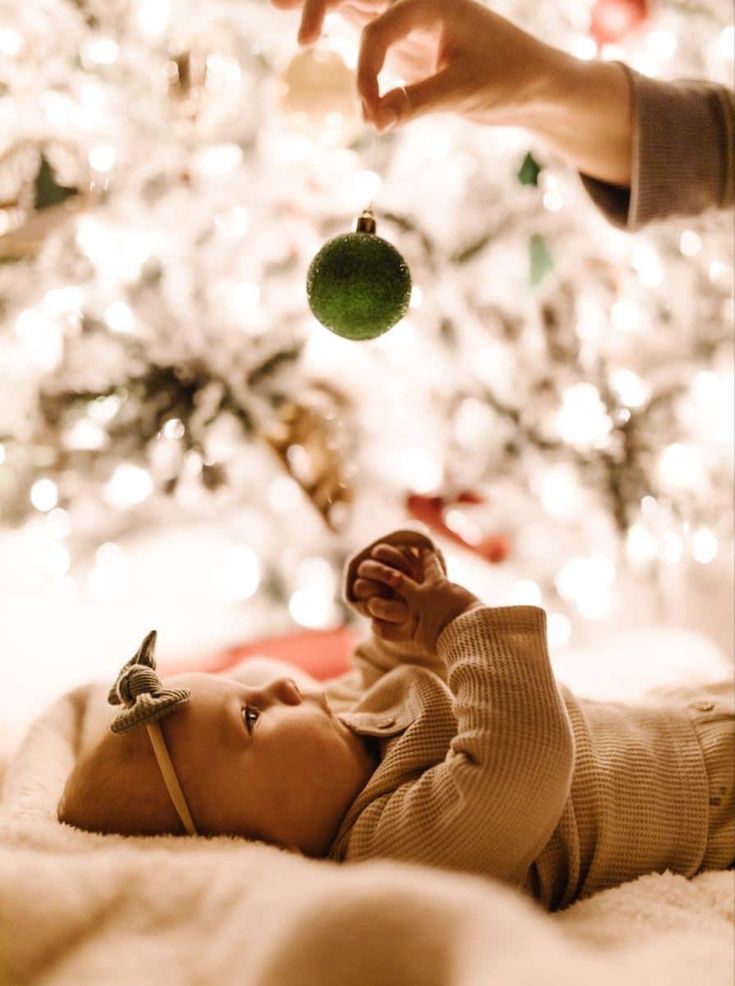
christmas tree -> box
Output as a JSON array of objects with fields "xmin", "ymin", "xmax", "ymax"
[{"xmin": 0, "ymin": 0, "xmax": 732, "ymax": 713}]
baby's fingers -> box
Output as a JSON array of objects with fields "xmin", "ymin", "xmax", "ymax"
[
  {"xmin": 357, "ymin": 558, "xmax": 417, "ymax": 597},
  {"xmin": 370, "ymin": 543, "xmax": 417, "ymax": 578},
  {"xmin": 352, "ymin": 577, "xmax": 395, "ymax": 601},
  {"xmin": 366, "ymin": 595, "xmax": 408, "ymax": 623}
]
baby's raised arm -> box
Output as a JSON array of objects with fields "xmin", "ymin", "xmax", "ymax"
[{"xmin": 355, "ymin": 546, "xmax": 481, "ymax": 651}]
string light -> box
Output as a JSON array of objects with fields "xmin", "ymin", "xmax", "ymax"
[
  {"xmin": 30, "ymin": 479, "xmax": 59, "ymax": 513},
  {"xmin": 626, "ymin": 523, "xmax": 658, "ymax": 566},
  {"xmin": 631, "ymin": 243, "xmax": 664, "ymax": 287},
  {"xmin": 46, "ymin": 508, "xmax": 71, "ymax": 539},
  {"xmin": 289, "ymin": 556, "xmax": 339, "ymax": 628},
  {"xmin": 136, "ymin": 0, "xmax": 171, "ymax": 38},
  {"xmin": 193, "ymin": 144, "xmax": 243, "ymax": 177},
  {"xmin": 82, "ymin": 38, "xmax": 120, "ymax": 66},
  {"xmin": 691, "ymin": 528, "xmax": 718, "ymax": 564},
  {"xmin": 610, "ymin": 368, "xmax": 650, "ymax": 408},
  {"xmin": 656, "ymin": 443, "xmax": 707, "ymax": 493},
  {"xmin": 88, "ymin": 144, "xmax": 117, "ymax": 173},
  {"xmin": 218, "ymin": 545, "xmax": 261, "ymax": 601},
  {"xmin": 162, "ymin": 418, "xmax": 185, "ymax": 440},
  {"xmin": 0, "ymin": 29, "xmax": 22, "ymax": 56},
  {"xmin": 104, "ymin": 463, "xmax": 154, "ymax": 508},
  {"xmin": 507, "ymin": 579, "xmax": 542, "ymax": 606},
  {"xmin": 556, "ymin": 553, "xmax": 616, "ymax": 619},
  {"xmin": 556, "ymin": 384, "xmax": 612, "ymax": 450},
  {"xmin": 214, "ymin": 206, "xmax": 250, "ymax": 239},
  {"xmin": 548, "ymin": 613, "xmax": 572, "ymax": 649},
  {"xmin": 104, "ymin": 301, "xmax": 136, "ymax": 334},
  {"xmin": 679, "ymin": 230, "xmax": 702, "ymax": 257}
]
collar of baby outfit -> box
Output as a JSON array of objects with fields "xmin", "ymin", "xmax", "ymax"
[{"xmin": 108, "ymin": 630, "xmax": 199, "ymax": 836}]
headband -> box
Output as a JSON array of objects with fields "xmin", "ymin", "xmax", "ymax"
[{"xmin": 108, "ymin": 630, "xmax": 199, "ymax": 836}]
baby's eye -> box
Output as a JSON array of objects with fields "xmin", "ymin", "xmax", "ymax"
[{"xmin": 242, "ymin": 705, "xmax": 260, "ymax": 734}]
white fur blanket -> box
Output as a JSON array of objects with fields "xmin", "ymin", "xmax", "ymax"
[{"xmin": 1, "ymin": 671, "xmax": 733, "ymax": 986}]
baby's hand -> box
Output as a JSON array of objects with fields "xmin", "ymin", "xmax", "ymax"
[{"xmin": 355, "ymin": 545, "xmax": 481, "ymax": 651}]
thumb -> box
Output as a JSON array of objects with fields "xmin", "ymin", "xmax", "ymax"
[
  {"xmin": 421, "ymin": 550, "xmax": 446, "ymax": 582},
  {"xmin": 375, "ymin": 68, "xmax": 454, "ymax": 130}
]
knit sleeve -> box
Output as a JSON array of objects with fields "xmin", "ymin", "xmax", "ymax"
[
  {"xmin": 341, "ymin": 606, "xmax": 575, "ymax": 886},
  {"xmin": 580, "ymin": 65, "xmax": 734, "ymax": 230}
]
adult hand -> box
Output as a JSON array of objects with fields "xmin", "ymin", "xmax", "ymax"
[{"xmin": 271, "ymin": 0, "xmax": 633, "ymax": 186}]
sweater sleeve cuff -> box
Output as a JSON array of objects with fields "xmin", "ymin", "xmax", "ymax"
[
  {"xmin": 580, "ymin": 65, "xmax": 734, "ymax": 230},
  {"xmin": 436, "ymin": 604, "xmax": 547, "ymax": 655}
]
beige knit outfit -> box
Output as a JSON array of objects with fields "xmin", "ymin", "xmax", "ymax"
[
  {"xmin": 325, "ymin": 603, "xmax": 733, "ymax": 911},
  {"xmin": 324, "ymin": 71, "xmax": 735, "ymax": 909}
]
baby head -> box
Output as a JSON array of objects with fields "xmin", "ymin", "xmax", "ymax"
[{"xmin": 58, "ymin": 632, "xmax": 377, "ymax": 857}]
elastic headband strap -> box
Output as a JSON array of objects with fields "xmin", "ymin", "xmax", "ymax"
[{"xmin": 145, "ymin": 722, "xmax": 198, "ymax": 836}]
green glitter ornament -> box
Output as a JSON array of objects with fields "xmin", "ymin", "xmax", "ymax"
[{"xmin": 307, "ymin": 209, "xmax": 411, "ymax": 340}]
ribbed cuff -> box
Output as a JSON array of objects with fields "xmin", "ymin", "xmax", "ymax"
[
  {"xmin": 437, "ymin": 605, "xmax": 547, "ymax": 655},
  {"xmin": 580, "ymin": 66, "xmax": 734, "ymax": 230}
]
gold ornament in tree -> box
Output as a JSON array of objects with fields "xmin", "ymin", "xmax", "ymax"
[
  {"xmin": 164, "ymin": 47, "xmax": 243, "ymax": 134},
  {"xmin": 0, "ymin": 141, "xmax": 92, "ymax": 259},
  {"xmin": 263, "ymin": 382, "xmax": 354, "ymax": 531}
]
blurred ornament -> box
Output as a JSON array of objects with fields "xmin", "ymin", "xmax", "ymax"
[
  {"xmin": 164, "ymin": 47, "xmax": 243, "ymax": 133},
  {"xmin": 0, "ymin": 141, "xmax": 92, "ymax": 259},
  {"xmin": 307, "ymin": 209, "xmax": 412, "ymax": 340},
  {"xmin": 277, "ymin": 47, "xmax": 362, "ymax": 146},
  {"xmin": 263, "ymin": 382, "xmax": 353, "ymax": 531},
  {"xmin": 166, "ymin": 48, "xmax": 209, "ymax": 124},
  {"xmin": 406, "ymin": 491, "xmax": 512, "ymax": 564},
  {"xmin": 590, "ymin": 0, "xmax": 649, "ymax": 45}
]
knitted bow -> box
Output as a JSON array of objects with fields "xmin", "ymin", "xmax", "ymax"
[{"xmin": 108, "ymin": 630, "xmax": 191, "ymax": 734}]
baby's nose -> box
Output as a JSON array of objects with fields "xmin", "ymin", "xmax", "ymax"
[{"xmin": 262, "ymin": 677, "xmax": 303, "ymax": 706}]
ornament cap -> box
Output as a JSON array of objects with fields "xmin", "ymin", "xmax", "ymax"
[{"xmin": 355, "ymin": 209, "xmax": 376, "ymax": 234}]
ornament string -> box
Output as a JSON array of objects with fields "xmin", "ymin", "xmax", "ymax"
[{"xmin": 367, "ymin": 128, "xmax": 378, "ymax": 213}]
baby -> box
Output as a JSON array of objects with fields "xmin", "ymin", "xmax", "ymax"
[{"xmin": 58, "ymin": 529, "xmax": 734, "ymax": 911}]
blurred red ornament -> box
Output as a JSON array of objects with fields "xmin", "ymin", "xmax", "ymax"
[
  {"xmin": 590, "ymin": 0, "xmax": 649, "ymax": 44},
  {"xmin": 405, "ymin": 492, "xmax": 511, "ymax": 564}
]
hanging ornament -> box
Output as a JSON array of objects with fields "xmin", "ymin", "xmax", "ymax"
[
  {"xmin": 276, "ymin": 47, "xmax": 362, "ymax": 146},
  {"xmin": 0, "ymin": 141, "xmax": 92, "ymax": 259},
  {"xmin": 589, "ymin": 0, "xmax": 649, "ymax": 45},
  {"xmin": 307, "ymin": 209, "xmax": 412, "ymax": 340},
  {"xmin": 406, "ymin": 491, "xmax": 512, "ymax": 564},
  {"xmin": 263, "ymin": 382, "xmax": 354, "ymax": 531}
]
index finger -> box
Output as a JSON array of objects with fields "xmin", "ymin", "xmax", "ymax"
[
  {"xmin": 357, "ymin": 0, "xmax": 442, "ymax": 105},
  {"xmin": 298, "ymin": 0, "xmax": 336, "ymax": 44}
]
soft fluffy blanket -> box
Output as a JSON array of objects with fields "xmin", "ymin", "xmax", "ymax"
[{"xmin": 1, "ymin": 671, "xmax": 733, "ymax": 986}]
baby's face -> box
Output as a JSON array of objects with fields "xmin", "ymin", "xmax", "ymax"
[{"xmin": 102, "ymin": 672, "xmax": 377, "ymax": 855}]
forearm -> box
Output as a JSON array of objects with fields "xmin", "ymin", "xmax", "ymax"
[{"xmin": 517, "ymin": 50, "xmax": 633, "ymax": 188}]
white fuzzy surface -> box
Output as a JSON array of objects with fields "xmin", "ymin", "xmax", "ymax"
[{"xmin": 1, "ymin": 678, "xmax": 732, "ymax": 986}]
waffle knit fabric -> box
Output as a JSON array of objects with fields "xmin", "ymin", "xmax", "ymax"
[
  {"xmin": 580, "ymin": 66, "xmax": 734, "ymax": 230},
  {"xmin": 325, "ymin": 606, "xmax": 734, "ymax": 912}
]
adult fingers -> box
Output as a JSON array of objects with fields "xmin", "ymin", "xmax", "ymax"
[
  {"xmin": 298, "ymin": 0, "xmax": 340, "ymax": 44},
  {"xmin": 357, "ymin": 0, "xmax": 443, "ymax": 107},
  {"xmin": 374, "ymin": 67, "xmax": 454, "ymax": 130}
]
